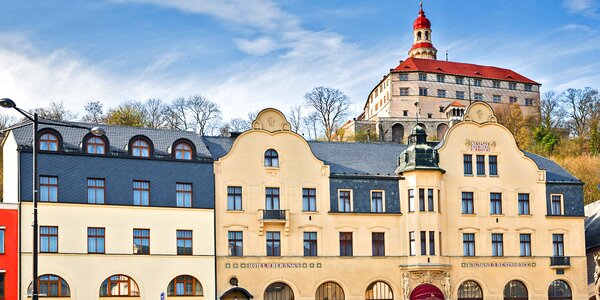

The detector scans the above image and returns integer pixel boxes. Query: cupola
[408,2,437,60]
[395,124,444,174]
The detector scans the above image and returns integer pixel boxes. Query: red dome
[413,3,431,30]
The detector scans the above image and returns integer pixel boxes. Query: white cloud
[562,0,596,13]
[234,37,280,55]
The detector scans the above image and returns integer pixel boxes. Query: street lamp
[0,98,104,300]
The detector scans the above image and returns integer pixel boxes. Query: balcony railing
[550,256,570,267]
[262,209,286,220]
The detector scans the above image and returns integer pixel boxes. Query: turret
[408,2,437,60]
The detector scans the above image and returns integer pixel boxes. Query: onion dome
[413,2,431,30]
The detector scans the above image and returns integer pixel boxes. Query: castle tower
[408,2,437,60]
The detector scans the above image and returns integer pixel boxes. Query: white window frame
[550,194,563,216]
[338,189,353,212]
[370,190,386,213]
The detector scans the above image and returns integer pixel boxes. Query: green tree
[105,102,147,127]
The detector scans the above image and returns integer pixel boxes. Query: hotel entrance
[410,284,444,300]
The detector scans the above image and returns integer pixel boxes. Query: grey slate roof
[523,152,581,183]
[585,200,600,250]
[10,120,213,159]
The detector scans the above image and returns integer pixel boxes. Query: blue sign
[161,292,165,300]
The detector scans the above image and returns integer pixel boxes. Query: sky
[1,0,600,121]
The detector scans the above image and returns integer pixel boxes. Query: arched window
[131,139,150,157]
[100,275,140,297]
[316,282,344,300]
[174,142,193,160]
[86,137,106,154]
[548,280,572,300]
[264,149,279,167]
[264,282,294,300]
[39,133,59,151]
[365,281,393,300]
[391,123,404,143]
[167,275,203,296]
[503,280,527,300]
[425,31,429,40]
[27,274,70,297]
[458,280,483,300]
[417,31,422,41]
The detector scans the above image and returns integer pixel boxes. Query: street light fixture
[0,98,104,300]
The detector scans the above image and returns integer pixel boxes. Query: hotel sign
[465,139,496,152]
[461,262,536,268]
[225,262,322,269]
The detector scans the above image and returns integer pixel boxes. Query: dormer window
[131,139,150,157]
[175,142,192,160]
[39,133,59,151]
[86,137,106,154]
[264,149,279,167]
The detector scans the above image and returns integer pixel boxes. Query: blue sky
[1,0,599,120]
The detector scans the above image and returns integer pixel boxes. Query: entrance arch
[392,124,404,143]
[365,281,393,300]
[265,282,294,300]
[503,280,527,300]
[316,281,344,300]
[221,287,254,300]
[410,284,444,300]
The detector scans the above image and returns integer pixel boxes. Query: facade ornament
[402,272,411,300]
[441,272,451,300]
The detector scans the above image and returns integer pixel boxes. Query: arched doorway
[264,282,294,300]
[548,280,572,300]
[392,124,404,143]
[221,287,254,300]
[410,284,444,300]
[316,282,344,300]
[27,274,71,298]
[457,280,483,300]
[436,124,448,140]
[365,281,393,300]
[503,280,527,300]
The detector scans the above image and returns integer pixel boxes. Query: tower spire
[408,2,437,60]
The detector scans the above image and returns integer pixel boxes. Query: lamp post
[0,98,104,299]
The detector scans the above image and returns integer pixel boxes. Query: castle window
[264,149,279,167]
[419,189,425,211]
[456,91,465,99]
[510,96,518,104]
[509,82,517,90]
[429,231,436,255]
[493,95,501,103]
[428,189,434,212]
[524,84,533,91]
[419,87,428,96]
[400,88,409,96]
[437,89,446,98]
[474,93,483,101]
[399,74,408,81]
[427,113,432,119]
[455,76,464,84]
[417,31,422,40]
[403,110,409,116]
[473,79,482,86]
[436,74,445,82]
[493,81,501,88]
[439,106,444,112]
[425,31,429,40]
[419,73,427,81]
[525,98,534,106]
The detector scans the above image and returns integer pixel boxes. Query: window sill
[302,211,319,214]
[464,174,474,177]
[461,213,477,216]
[264,167,280,170]
[476,174,486,177]
[227,209,245,213]
[518,214,533,217]
[489,175,499,178]
[490,214,505,216]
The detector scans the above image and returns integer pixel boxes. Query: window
[518,193,530,215]
[520,233,531,256]
[365,282,393,300]
[473,79,482,87]
[493,81,501,88]
[503,280,528,299]
[552,234,564,256]
[400,88,409,96]
[439,106,444,112]
[304,232,317,256]
[339,232,353,256]
[227,186,242,211]
[474,93,483,101]
[524,84,533,91]
[87,178,105,204]
[463,155,473,175]
[493,95,501,103]
[491,233,503,256]
[409,232,416,256]
[176,183,192,207]
[420,231,427,255]
[29,275,70,297]
[133,229,150,254]
[429,231,435,255]
[525,98,534,106]
[39,176,58,202]
[266,231,281,256]
[133,180,150,206]
[509,82,517,90]
[0,228,4,254]
[437,74,445,82]
[408,189,415,212]
[427,189,434,212]
[100,275,140,296]
[177,230,192,255]
[88,227,105,254]
[265,187,280,210]
[476,155,485,175]
[458,280,483,300]
[437,89,446,98]
[228,231,243,256]
[40,226,58,253]
[548,280,572,300]
[131,139,150,157]
[456,76,464,84]
[39,133,59,151]
[316,282,344,300]
[372,232,385,256]
[488,155,498,175]
[419,73,427,81]
[371,191,384,213]
[490,193,502,215]
[339,190,352,212]
[168,275,203,296]
[174,142,193,160]
[264,149,279,167]
[463,233,475,256]
[551,195,563,215]
[86,137,106,154]
[419,87,428,96]
[462,192,474,214]
[399,74,408,81]
[301,188,317,212]
[456,91,465,99]
[417,189,425,212]
[510,96,518,103]
[403,110,409,116]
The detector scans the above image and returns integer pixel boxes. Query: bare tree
[302,111,321,140]
[82,101,105,124]
[304,86,350,141]
[288,105,303,133]
[561,87,600,137]
[229,118,250,132]
[164,97,190,130]
[540,91,565,129]
[0,113,16,130]
[186,95,222,135]
[143,98,167,128]
[247,110,259,124]
[31,101,78,121]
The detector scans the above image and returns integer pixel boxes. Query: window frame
[87,227,105,254]
[370,190,384,213]
[420,231,427,255]
[518,193,530,215]
[463,233,475,256]
[418,189,426,212]
[87,178,106,204]
[227,186,243,211]
[456,91,465,99]
[265,187,280,210]
[0,228,4,254]
[372,232,385,256]
[266,231,281,256]
[176,183,193,208]
[491,233,504,257]
[31,274,70,297]
[228,231,243,257]
[133,228,150,255]
[338,189,352,212]
[86,136,106,154]
[488,155,498,176]
[552,234,564,257]
[177,230,193,255]
[40,226,58,253]
[100,275,140,297]
[550,194,563,216]
[519,233,531,257]
[409,231,416,256]
[473,93,483,101]
[339,232,353,256]
[39,175,58,202]
[429,231,435,255]
[303,188,317,212]
[39,132,59,151]
[418,73,427,81]
[303,232,317,256]
[174,142,193,160]
[463,154,473,175]
[131,138,151,157]
[490,192,502,215]
[419,87,428,96]
[408,189,415,212]
[400,88,409,96]
[462,192,474,214]
[264,149,279,167]
[133,180,150,206]
[427,189,434,212]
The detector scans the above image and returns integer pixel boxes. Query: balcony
[258,209,289,236]
[550,256,570,268]
[262,209,286,220]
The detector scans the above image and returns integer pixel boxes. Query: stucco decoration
[441,273,451,300]
[252,108,291,132]
[402,272,411,300]
[462,101,498,124]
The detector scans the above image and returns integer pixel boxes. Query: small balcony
[550,256,570,268]
[262,209,286,220]
[258,209,289,236]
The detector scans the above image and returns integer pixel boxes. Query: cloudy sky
[1,0,599,120]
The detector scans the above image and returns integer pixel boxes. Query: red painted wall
[0,206,18,300]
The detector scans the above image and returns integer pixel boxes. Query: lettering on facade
[225,262,322,269]
[465,139,496,152]
[461,262,536,268]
